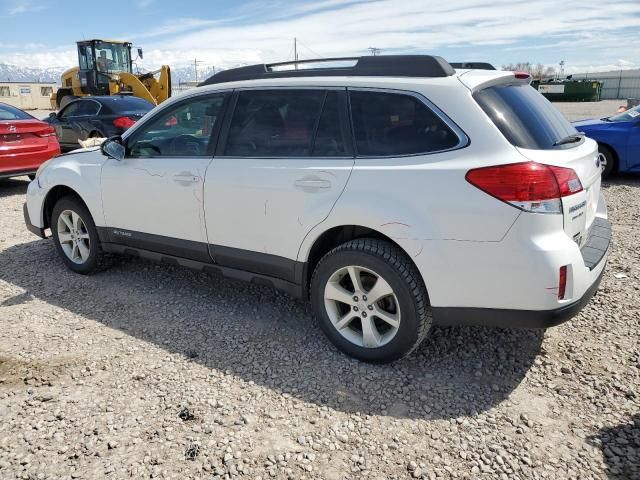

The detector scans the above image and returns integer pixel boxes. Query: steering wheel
[169,134,202,156]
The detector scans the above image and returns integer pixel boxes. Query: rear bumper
[23,203,47,239]
[432,256,607,328]
[0,143,60,178]
[427,192,611,329]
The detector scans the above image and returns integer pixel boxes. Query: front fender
[28,149,106,228]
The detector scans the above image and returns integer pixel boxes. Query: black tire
[310,238,432,363]
[598,145,616,179]
[50,196,103,274]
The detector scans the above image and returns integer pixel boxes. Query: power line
[296,39,324,59]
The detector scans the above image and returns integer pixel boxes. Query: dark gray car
[46,96,153,151]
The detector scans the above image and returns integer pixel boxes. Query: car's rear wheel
[310,238,431,363]
[598,145,616,179]
[51,196,102,274]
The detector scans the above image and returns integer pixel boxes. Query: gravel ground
[0,174,638,480]
[554,100,624,122]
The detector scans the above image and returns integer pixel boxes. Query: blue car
[573,105,640,177]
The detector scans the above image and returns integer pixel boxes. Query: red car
[0,102,61,180]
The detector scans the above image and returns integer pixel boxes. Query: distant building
[570,69,640,100]
[0,81,58,110]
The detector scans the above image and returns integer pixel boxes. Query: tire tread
[311,237,431,361]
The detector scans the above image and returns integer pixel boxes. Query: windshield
[95,42,131,73]
[474,84,579,150]
[606,105,640,122]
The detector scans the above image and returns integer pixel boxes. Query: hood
[572,118,613,130]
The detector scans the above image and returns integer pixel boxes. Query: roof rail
[450,62,496,70]
[199,55,455,86]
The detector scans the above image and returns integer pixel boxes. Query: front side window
[95,42,131,73]
[349,90,460,156]
[127,94,226,157]
[224,89,326,157]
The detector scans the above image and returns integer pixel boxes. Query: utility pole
[368,47,381,56]
[193,58,202,82]
[294,37,298,70]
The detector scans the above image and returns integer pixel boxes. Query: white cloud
[2,0,639,75]
[6,0,47,15]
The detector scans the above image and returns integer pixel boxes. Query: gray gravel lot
[1,98,639,480]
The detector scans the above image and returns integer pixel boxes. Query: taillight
[113,116,137,129]
[465,161,583,214]
[34,125,56,137]
[514,71,531,80]
[558,265,568,300]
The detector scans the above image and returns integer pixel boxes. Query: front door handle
[173,172,200,184]
[294,175,331,192]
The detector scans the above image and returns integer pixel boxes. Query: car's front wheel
[310,238,432,363]
[51,196,102,274]
[598,145,616,179]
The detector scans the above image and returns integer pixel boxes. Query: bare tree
[502,62,556,80]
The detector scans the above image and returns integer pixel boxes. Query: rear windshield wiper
[554,133,585,147]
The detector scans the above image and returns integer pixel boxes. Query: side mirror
[101,137,126,161]
[137,48,143,60]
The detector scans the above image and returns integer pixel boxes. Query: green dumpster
[532,80,602,102]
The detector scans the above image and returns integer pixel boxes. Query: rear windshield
[0,103,34,121]
[474,85,578,150]
[101,96,154,113]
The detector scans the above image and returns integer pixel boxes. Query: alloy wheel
[323,265,401,348]
[57,209,91,264]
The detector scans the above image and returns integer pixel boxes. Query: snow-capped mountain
[0,63,219,86]
[0,64,65,83]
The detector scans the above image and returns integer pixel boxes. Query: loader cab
[77,40,133,96]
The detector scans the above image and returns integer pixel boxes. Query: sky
[0,0,639,75]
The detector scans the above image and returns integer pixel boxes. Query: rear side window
[349,90,460,156]
[474,85,579,150]
[103,96,154,113]
[0,103,33,120]
[312,91,349,156]
[224,90,325,157]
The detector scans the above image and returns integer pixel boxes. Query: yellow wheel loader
[52,39,171,109]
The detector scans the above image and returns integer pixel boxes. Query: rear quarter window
[474,84,578,150]
[349,90,460,156]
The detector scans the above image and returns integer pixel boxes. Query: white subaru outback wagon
[24,56,610,363]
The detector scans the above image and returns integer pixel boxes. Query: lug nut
[362,295,367,301]
[353,296,359,302]
[353,306,359,312]
[368,305,373,311]
[362,312,368,318]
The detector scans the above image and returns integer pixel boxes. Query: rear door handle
[294,176,331,192]
[173,172,200,184]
